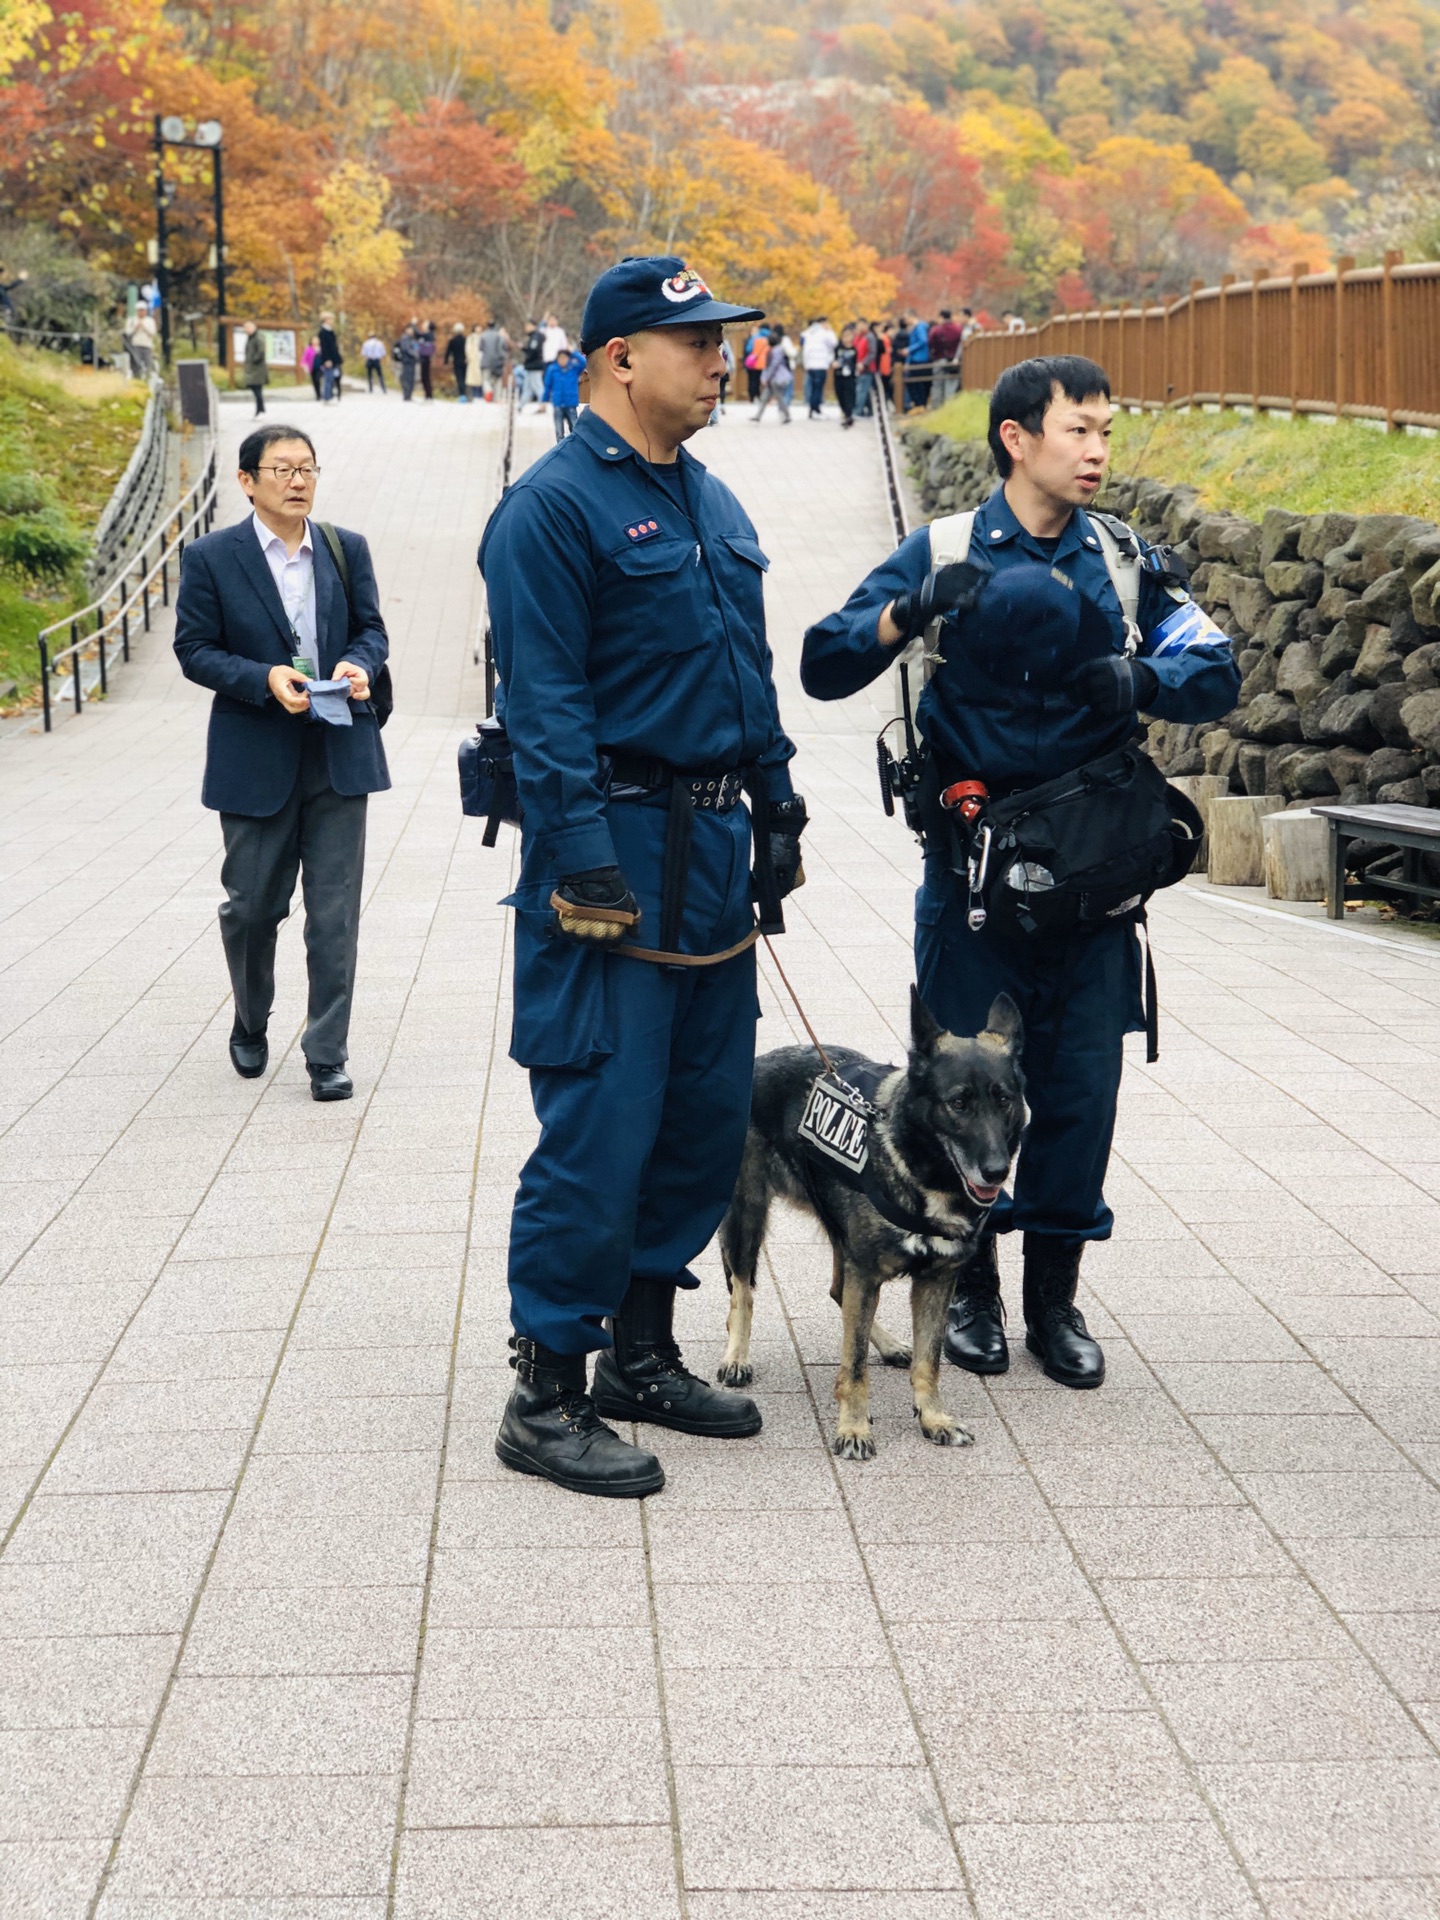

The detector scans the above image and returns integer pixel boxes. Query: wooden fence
[960,255,1440,431]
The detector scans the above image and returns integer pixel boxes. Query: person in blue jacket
[801,355,1239,1391]
[478,255,807,1498]
[541,345,582,440]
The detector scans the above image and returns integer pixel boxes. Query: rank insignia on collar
[625,520,660,541]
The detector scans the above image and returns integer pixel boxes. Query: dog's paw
[832,1427,877,1461]
[877,1343,912,1369]
[716,1360,754,1388]
[915,1408,974,1448]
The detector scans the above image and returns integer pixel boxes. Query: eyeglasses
[256,464,320,482]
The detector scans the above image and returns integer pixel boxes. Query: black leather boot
[943,1236,1008,1374]
[495,1338,665,1497]
[1022,1235,1105,1388]
[592,1277,762,1437]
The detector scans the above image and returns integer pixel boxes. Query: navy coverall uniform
[479,406,796,1353]
[801,484,1240,1242]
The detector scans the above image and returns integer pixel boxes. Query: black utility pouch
[459,716,522,845]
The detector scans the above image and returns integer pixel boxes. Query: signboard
[230,327,299,370]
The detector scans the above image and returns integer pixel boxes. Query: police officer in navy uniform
[479,257,807,1497]
[802,356,1239,1389]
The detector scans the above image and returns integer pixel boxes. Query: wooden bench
[1312,803,1440,919]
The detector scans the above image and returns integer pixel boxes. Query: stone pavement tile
[1201,1759,1440,1878]
[653,1578,892,1671]
[0,1724,147,1840]
[1340,1613,1440,1701]
[665,1664,920,1767]
[1061,1505,1291,1580]
[236,1450,437,1517]
[0,1839,110,1920]
[1237,1470,1440,1538]
[0,1632,177,1730]
[841,1475,1055,1545]
[146,1673,411,1777]
[1257,1879,1440,1920]
[42,1427,249,1496]
[644,1509,863,1587]
[1287,1537,1440,1613]
[1194,1415,1413,1474]
[208,1509,432,1590]
[929,1706,1202,1823]
[252,1393,445,1456]
[1029,1445,1243,1509]
[270,1345,452,1399]
[82,1376,266,1437]
[1120,1312,1308,1364]
[1149,1362,1357,1417]
[100,1776,397,1899]
[415,1625,658,1719]
[864,1541,1098,1623]
[986,1387,1194,1454]
[627,1446,838,1509]
[427,1546,650,1631]
[392,1826,680,1920]
[103,1329,284,1383]
[436,1478,643,1551]
[1100,1575,1354,1665]
[0,1557,200,1637]
[97,1902,387,1919]
[404,1713,668,1826]
[961,1819,1262,1919]
[891,1618,1149,1715]
[1145,1655,1428,1761]
[687,1899,973,1920]
[675,1764,963,1891]
[5,1489,227,1566]
[181,1584,422,1679]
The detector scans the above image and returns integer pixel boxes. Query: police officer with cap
[801,355,1239,1390]
[479,256,807,1498]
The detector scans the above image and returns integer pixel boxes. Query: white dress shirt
[252,511,318,670]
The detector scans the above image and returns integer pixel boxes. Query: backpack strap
[1085,510,1143,656]
[927,510,976,568]
[315,520,352,623]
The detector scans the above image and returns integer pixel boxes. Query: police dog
[717,988,1026,1459]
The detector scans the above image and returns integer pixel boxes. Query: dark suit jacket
[173,516,391,816]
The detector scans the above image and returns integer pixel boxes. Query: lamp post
[152,114,225,368]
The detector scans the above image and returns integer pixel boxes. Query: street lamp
[152,115,225,368]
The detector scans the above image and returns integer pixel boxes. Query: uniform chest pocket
[605,537,706,655]
[716,532,770,631]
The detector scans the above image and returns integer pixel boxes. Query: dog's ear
[910,984,944,1056]
[978,992,1023,1054]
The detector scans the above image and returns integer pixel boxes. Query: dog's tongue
[968,1181,1002,1205]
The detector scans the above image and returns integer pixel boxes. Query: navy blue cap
[969,562,1105,691]
[579,256,764,354]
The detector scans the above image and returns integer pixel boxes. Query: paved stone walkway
[3,390,1440,1920]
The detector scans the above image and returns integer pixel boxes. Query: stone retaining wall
[903,425,1440,811]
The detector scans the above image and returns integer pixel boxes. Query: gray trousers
[219,729,367,1065]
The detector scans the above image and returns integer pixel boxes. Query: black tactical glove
[551,866,640,942]
[887,560,989,645]
[1064,654,1160,717]
[767,795,808,899]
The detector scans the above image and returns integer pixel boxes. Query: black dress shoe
[943,1236,1008,1374]
[592,1276,762,1437]
[1022,1234,1105,1388]
[228,1031,268,1079]
[495,1339,664,1497]
[307,1061,353,1102]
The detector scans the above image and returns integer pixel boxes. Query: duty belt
[605,753,747,813]
[600,749,785,963]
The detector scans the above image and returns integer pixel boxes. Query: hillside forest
[2,0,1439,338]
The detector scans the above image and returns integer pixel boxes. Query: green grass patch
[924,391,1440,522]
[0,338,148,705]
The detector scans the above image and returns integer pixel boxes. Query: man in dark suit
[174,424,391,1100]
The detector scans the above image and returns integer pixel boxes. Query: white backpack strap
[1087,513,1143,656]
[927,510,975,568]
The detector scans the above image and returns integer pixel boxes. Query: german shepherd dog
[717,989,1027,1459]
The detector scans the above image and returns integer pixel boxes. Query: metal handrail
[37,418,219,732]
[874,377,910,546]
[88,380,168,587]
